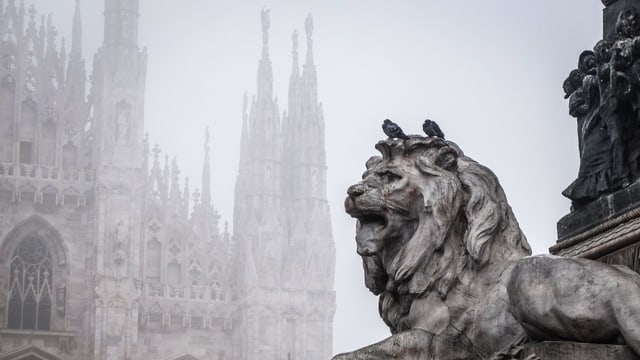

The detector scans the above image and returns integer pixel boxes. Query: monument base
[551,203,640,272]
[557,179,640,241]
[552,178,640,272]
[520,342,639,360]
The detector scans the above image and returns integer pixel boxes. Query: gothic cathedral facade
[0,1,335,359]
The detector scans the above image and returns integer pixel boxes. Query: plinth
[521,342,639,360]
[551,180,640,270]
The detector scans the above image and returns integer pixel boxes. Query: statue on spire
[305,13,314,42]
[261,8,270,44]
[292,29,299,53]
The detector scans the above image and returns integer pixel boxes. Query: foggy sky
[29,0,604,354]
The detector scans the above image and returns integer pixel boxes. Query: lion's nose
[347,183,366,198]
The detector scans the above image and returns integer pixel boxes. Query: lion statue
[336,135,640,359]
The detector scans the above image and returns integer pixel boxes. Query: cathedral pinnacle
[260,8,271,63]
[256,9,274,101]
[305,13,314,65]
[70,0,82,61]
[261,8,270,46]
[305,14,313,45]
[201,127,212,208]
[292,29,300,74]
[292,29,299,53]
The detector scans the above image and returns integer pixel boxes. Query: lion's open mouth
[355,213,388,256]
[358,213,387,229]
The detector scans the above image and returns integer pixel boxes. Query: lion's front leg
[332,329,434,360]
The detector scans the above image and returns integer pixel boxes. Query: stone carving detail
[111,220,128,265]
[261,8,270,44]
[336,134,640,359]
[563,7,640,209]
[115,100,131,145]
[56,281,67,316]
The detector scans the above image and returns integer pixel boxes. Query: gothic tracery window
[7,236,53,330]
[146,238,161,282]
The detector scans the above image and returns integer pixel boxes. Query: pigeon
[382,119,409,140]
[423,119,445,139]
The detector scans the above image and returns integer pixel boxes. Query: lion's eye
[380,171,402,183]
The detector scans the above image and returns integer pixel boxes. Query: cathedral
[0,1,335,359]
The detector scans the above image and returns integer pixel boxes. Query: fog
[29,0,603,354]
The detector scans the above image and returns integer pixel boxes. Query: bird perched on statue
[423,119,445,139]
[382,119,409,140]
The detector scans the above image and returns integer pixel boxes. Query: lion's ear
[435,147,458,171]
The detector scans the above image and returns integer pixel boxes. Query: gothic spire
[65,0,85,107]
[45,14,57,59]
[170,157,181,202]
[305,13,314,66]
[303,13,318,108]
[239,92,249,168]
[261,7,270,59]
[162,155,170,201]
[70,0,81,61]
[291,29,300,76]
[257,8,273,101]
[183,177,190,219]
[201,127,212,208]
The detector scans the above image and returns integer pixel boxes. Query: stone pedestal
[552,181,640,271]
[520,342,639,360]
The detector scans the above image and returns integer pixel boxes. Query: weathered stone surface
[521,342,639,360]
[336,135,640,359]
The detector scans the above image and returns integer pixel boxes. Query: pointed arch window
[62,142,78,168]
[146,238,161,282]
[7,236,53,330]
[40,120,56,166]
[167,261,181,286]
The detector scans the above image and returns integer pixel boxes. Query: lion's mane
[356,136,531,333]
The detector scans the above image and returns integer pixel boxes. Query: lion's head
[344,136,531,332]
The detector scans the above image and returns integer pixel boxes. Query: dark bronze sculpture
[563,7,640,209]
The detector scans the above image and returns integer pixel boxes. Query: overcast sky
[29,0,605,354]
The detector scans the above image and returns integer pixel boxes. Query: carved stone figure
[336,135,640,359]
[261,8,270,44]
[305,13,314,40]
[115,107,129,145]
[112,220,127,265]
